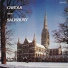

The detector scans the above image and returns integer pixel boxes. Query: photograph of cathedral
[0,1,68,68]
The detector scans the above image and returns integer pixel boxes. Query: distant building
[48,46,62,55]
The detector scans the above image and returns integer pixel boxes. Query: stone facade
[17,35,46,62]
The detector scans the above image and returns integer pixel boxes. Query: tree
[53,19,68,44]
[0,0,35,64]
[0,21,14,60]
[53,7,68,44]
[5,28,14,54]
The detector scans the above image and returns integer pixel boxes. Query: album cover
[0,0,68,68]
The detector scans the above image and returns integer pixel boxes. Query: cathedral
[17,13,62,62]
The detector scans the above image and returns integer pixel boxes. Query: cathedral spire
[44,12,48,29]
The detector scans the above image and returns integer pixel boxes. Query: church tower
[41,13,49,48]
